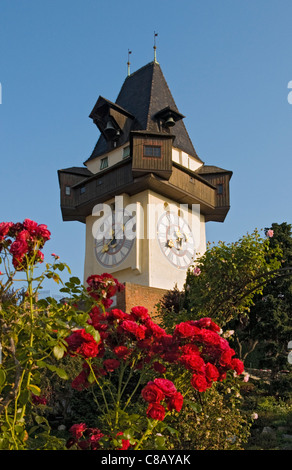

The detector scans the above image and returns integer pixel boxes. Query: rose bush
[0,219,247,450]
[0,220,87,449]
[59,272,245,450]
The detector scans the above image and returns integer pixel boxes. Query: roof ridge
[115,61,155,102]
[146,62,156,129]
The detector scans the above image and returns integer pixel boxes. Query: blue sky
[1,0,292,295]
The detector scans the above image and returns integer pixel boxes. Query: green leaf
[0,369,6,388]
[85,325,100,343]
[164,424,179,436]
[185,399,202,413]
[28,384,41,396]
[53,345,65,360]
[35,415,47,425]
[59,287,70,293]
[19,390,30,406]
[54,367,69,380]
[53,273,60,284]
[87,371,96,384]
[69,276,81,285]
[154,434,166,449]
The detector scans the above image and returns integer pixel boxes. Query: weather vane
[127,49,132,76]
[153,31,158,63]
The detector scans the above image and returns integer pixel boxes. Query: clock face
[156,211,195,269]
[94,209,135,268]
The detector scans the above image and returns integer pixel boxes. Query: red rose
[205,362,219,382]
[101,298,113,309]
[174,321,201,339]
[131,306,150,321]
[119,439,131,450]
[145,319,167,338]
[116,432,132,450]
[219,348,236,367]
[86,428,104,450]
[218,336,230,351]
[154,378,177,397]
[141,382,165,403]
[35,224,51,241]
[72,369,91,391]
[153,361,167,374]
[103,358,120,372]
[199,329,221,346]
[120,320,147,340]
[32,394,47,405]
[231,358,244,375]
[146,403,165,421]
[193,317,221,332]
[69,423,87,440]
[0,222,13,241]
[86,274,124,301]
[80,340,100,359]
[110,308,129,321]
[162,346,181,363]
[180,344,200,355]
[180,353,205,373]
[36,250,44,263]
[10,238,28,258]
[167,391,184,412]
[65,329,100,359]
[113,345,131,359]
[191,373,210,392]
[23,219,38,234]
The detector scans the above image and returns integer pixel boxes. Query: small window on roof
[123,146,130,159]
[100,157,109,170]
[65,186,71,195]
[144,145,161,158]
[80,186,86,194]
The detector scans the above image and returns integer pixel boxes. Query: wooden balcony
[58,158,230,223]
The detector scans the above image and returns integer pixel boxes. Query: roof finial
[127,49,132,76]
[153,31,159,64]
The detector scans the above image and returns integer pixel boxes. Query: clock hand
[101,243,110,253]
[109,229,117,248]
[102,229,117,252]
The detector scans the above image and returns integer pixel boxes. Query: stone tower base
[114,282,168,319]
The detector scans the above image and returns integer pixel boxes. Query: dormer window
[123,146,130,159]
[144,145,161,158]
[100,157,109,170]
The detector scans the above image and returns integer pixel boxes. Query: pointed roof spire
[153,31,159,64]
[127,49,132,76]
[86,60,201,162]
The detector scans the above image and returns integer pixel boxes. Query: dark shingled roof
[86,61,201,163]
[59,166,93,176]
[196,165,232,175]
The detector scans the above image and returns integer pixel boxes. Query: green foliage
[183,229,282,326]
[0,223,95,450]
[228,223,292,373]
[165,378,252,450]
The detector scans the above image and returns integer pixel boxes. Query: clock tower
[58,58,232,313]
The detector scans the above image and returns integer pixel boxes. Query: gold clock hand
[102,243,109,253]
